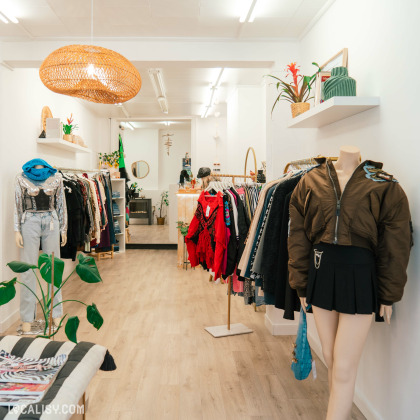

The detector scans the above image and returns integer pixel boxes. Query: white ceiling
[83,64,271,119]
[0,0,331,39]
[0,0,332,119]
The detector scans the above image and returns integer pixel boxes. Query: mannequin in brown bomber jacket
[288,157,412,306]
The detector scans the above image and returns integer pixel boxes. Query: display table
[0,335,111,420]
[129,198,152,225]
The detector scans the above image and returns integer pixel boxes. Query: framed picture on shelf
[314,71,332,106]
[320,48,348,72]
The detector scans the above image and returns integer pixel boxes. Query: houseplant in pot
[62,113,78,142]
[156,191,169,225]
[268,62,320,118]
[98,150,120,176]
[1,253,104,343]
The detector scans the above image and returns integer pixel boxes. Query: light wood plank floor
[129,225,176,244]
[6,250,366,420]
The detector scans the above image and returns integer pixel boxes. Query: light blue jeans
[20,211,63,322]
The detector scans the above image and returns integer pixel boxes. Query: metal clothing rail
[210,173,256,183]
[284,156,338,173]
[55,167,105,173]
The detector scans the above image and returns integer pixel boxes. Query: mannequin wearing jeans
[14,160,67,333]
[299,146,394,420]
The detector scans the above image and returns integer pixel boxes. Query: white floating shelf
[37,138,92,153]
[288,96,380,129]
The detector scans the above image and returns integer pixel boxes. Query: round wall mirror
[132,160,150,179]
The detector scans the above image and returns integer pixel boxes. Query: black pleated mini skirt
[306,243,378,315]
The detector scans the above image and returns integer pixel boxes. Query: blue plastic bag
[291,306,313,380]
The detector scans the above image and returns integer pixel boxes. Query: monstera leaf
[38,254,64,288]
[7,261,37,273]
[76,254,102,283]
[65,316,80,343]
[87,303,103,330]
[0,278,17,305]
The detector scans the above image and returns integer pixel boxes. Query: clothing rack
[283,156,338,173]
[55,167,105,173]
[210,173,256,183]
[205,274,253,338]
[57,167,115,260]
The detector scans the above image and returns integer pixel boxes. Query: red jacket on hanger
[185,191,226,279]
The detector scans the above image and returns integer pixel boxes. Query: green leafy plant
[176,221,190,236]
[2,253,103,343]
[98,150,121,169]
[267,62,320,114]
[63,114,78,135]
[156,191,169,218]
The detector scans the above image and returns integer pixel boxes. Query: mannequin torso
[332,145,361,192]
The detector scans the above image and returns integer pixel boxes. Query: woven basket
[291,102,310,118]
[39,45,142,104]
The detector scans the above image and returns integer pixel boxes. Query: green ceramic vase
[323,67,356,101]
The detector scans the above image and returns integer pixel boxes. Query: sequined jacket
[14,173,68,235]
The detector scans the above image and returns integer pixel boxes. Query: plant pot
[63,134,73,142]
[157,217,165,225]
[291,102,310,118]
[133,192,139,198]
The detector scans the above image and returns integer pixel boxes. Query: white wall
[124,128,159,190]
[266,1,420,419]
[227,86,266,176]
[0,68,110,332]
[191,117,227,178]
[158,128,191,189]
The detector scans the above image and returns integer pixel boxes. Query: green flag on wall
[118,134,126,169]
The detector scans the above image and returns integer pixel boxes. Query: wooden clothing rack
[210,173,256,183]
[284,156,338,173]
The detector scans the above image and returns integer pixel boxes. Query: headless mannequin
[15,165,67,332]
[299,146,392,420]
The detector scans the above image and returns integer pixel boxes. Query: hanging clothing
[186,191,226,280]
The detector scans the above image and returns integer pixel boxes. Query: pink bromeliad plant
[268,62,320,113]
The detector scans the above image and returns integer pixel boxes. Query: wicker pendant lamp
[39,45,141,104]
[39,0,141,104]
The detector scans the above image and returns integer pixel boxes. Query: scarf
[22,159,57,181]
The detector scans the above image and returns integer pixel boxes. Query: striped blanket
[0,335,107,420]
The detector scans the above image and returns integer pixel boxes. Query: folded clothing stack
[114,220,121,234]
[112,201,120,216]
[112,191,120,198]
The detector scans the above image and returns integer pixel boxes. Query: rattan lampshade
[39,45,142,104]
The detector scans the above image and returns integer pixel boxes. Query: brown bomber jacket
[288,159,412,305]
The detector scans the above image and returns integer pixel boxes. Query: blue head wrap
[22,159,57,181]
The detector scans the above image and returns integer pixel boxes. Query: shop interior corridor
[6,250,366,420]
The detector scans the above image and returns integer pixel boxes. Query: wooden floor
[128,225,175,244]
[6,250,366,420]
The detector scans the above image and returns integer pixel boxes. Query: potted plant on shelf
[62,114,78,142]
[98,150,120,177]
[268,62,320,118]
[128,182,143,200]
[0,253,104,343]
[156,191,169,225]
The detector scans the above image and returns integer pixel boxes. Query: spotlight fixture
[239,0,258,23]
[201,68,224,119]
[149,69,169,114]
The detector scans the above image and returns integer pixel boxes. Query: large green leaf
[7,261,37,273]
[65,316,80,343]
[0,278,17,305]
[75,254,102,284]
[87,303,103,330]
[38,254,64,288]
